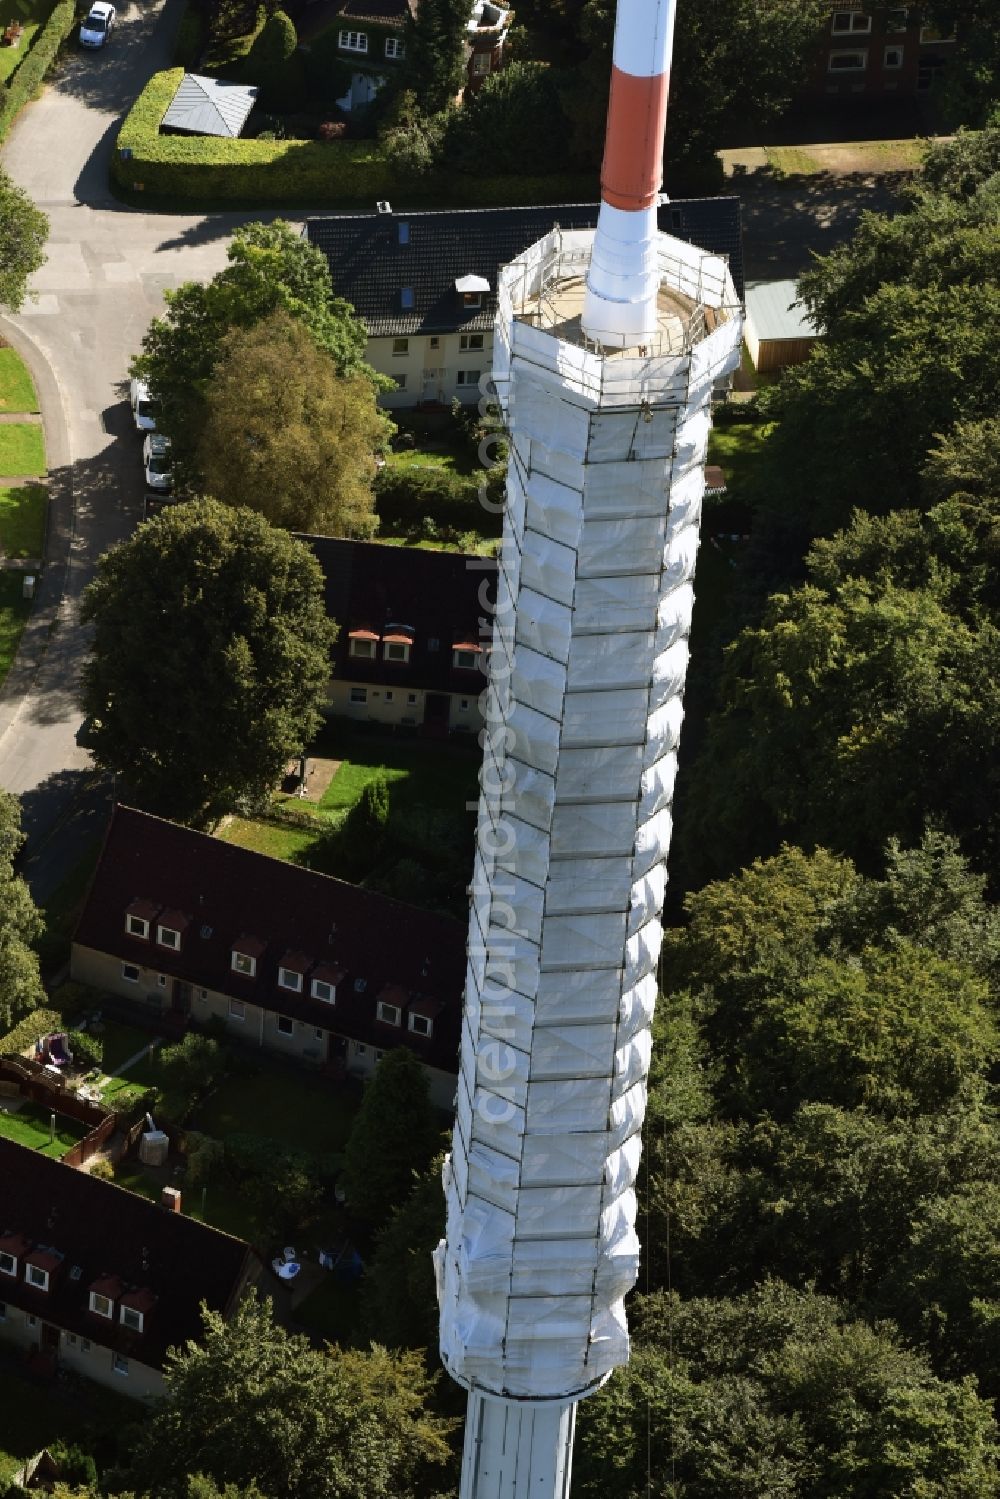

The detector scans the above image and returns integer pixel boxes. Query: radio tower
[435,1,742,1493]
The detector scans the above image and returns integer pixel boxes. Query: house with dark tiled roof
[71,806,465,1106]
[0,1138,258,1399]
[298,534,496,734]
[306,199,745,409]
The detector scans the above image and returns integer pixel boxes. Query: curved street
[0,0,274,890]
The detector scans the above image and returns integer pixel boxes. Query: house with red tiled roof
[299,535,494,736]
[71,806,465,1107]
[0,1138,258,1399]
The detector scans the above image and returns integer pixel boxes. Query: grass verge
[0,570,32,686]
[0,423,44,476]
[0,346,38,411]
[0,482,47,557]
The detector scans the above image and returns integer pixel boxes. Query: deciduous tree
[80,500,336,822]
[0,168,47,311]
[0,791,45,1036]
[341,1047,440,1225]
[404,0,469,113]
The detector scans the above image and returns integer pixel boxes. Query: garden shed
[161,73,259,138]
[744,279,819,374]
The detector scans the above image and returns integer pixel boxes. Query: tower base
[460,1390,577,1499]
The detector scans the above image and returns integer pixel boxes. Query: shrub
[0,0,78,142]
[241,9,300,110]
[172,0,206,67]
[88,1157,115,1182]
[67,1028,103,1070]
[375,466,503,538]
[317,120,346,141]
[0,1006,68,1056]
[185,1130,225,1185]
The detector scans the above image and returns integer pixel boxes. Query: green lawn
[114,1161,260,1243]
[0,1368,134,1486]
[0,423,44,477]
[0,482,47,557]
[0,9,45,87]
[217,815,320,864]
[0,571,32,687]
[0,347,38,412]
[190,1056,358,1161]
[707,421,774,501]
[98,1019,159,1075]
[0,1100,89,1157]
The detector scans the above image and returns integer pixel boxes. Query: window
[393,374,407,391]
[198,988,208,1002]
[26,1314,37,1328]
[356,1043,368,1056]
[429,336,440,350]
[278,967,303,992]
[231,951,256,977]
[377,1001,401,1026]
[407,693,417,705]
[461,293,482,308]
[886,7,907,29]
[26,1265,48,1290]
[375,1049,385,1061]
[157,975,168,989]
[66,1332,77,1344]
[350,687,368,705]
[0,1253,15,1277]
[392,337,409,356]
[409,1012,433,1037]
[401,287,415,309]
[456,369,481,387]
[460,333,484,351]
[126,914,149,938]
[314,1027,324,1040]
[831,10,871,32]
[919,22,955,41]
[228,998,245,1021]
[113,1353,129,1376]
[829,49,868,69]
[460,698,470,711]
[157,924,180,949]
[122,963,139,984]
[453,648,479,670]
[384,35,404,57]
[398,221,409,244]
[277,1015,294,1036]
[0,1303,6,1321]
[384,690,394,702]
[349,636,376,659]
[383,640,411,663]
[884,44,903,66]
[473,51,491,73]
[89,1292,113,1318]
[338,28,368,51]
[80,1338,91,1352]
[121,1306,143,1332]
[311,979,336,1004]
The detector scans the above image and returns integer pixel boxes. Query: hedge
[0,0,77,142]
[113,67,597,207]
[375,466,504,537]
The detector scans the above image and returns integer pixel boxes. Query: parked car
[143,433,173,492]
[129,377,158,433]
[79,1,115,47]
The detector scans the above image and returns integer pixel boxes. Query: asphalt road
[0,7,908,900]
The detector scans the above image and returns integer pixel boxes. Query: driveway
[0,0,281,893]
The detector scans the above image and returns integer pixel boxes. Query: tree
[158,1034,226,1103]
[131,221,371,481]
[574,1283,1000,1499]
[362,1157,445,1350]
[197,312,388,537]
[119,1293,455,1499]
[0,791,45,1036]
[341,1048,439,1225]
[243,10,300,109]
[80,500,337,822]
[0,168,47,312]
[443,62,569,174]
[404,0,469,113]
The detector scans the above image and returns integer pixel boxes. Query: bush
[0,1006,69,1056]
[0,0,78,142]
[375,466,503,538]
[67,1028,103,1070]
[184,1130,225,1185]
[241,9,301,110]
[88,1157,115,1182]
[172,0,206,67]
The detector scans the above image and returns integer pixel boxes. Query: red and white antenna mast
[582,0,678,347]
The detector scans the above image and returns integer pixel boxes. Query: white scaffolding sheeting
[437,227,742,1407]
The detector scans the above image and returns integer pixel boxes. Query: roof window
[401,287,415,310]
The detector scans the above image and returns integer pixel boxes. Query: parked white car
[79,1,115,47]
[143,433,173,492]
[129,377,158,433]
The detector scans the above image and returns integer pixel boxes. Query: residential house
[323,0,415,114]
[0,1138,258,1399]
[71,806,465,1107]
[299,535,495,735]
[806,3,956,101]
[306,198,745,409]
[465,0,514,91]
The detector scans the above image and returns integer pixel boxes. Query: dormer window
[278,967,303,993]
[408,1012,433,1037]
[377,1001,402,1026]
[25,1264,49,1291]
[349,629,378,659]
[385,35,404,58]
[157,925,180,950]
[452,642,482,670]
[89,1292,113,1318]
[312,979,336,1004]
[126,914,149,938]
[0,1252,16,1277]
[463,292,482,308]
[383,634,412,663]
[232,951,257,977]
[455,274,490,309]
[125,898,158,938]
[121,1306,143,1332]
